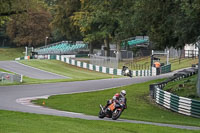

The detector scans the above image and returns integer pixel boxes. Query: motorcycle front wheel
[112,109,122,120]
[98,109,106,118]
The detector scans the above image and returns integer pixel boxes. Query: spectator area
[34,41,88,55]
[122,39,149,46]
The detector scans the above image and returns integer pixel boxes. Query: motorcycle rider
[105,90,127,109]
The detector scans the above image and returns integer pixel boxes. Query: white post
[20,75,23,83]
[45,36,48,46]
[167,50,169,65]
[25,46,28,56]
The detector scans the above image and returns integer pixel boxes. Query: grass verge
[34,79,200,127]
[0,60,120,85]
[0,48,24,61]
[20,60,119,80]
[0,110,198,133]
[164,75,200,100]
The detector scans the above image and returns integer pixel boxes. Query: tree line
[1,0,200,96]
[0,0,200,54]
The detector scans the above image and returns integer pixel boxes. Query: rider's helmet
[114,93,120,97]
[120,90,126,97]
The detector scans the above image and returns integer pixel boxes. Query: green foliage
[134,0,200,49]
[0,0,30,27]
[6,3,52,47]
[50,0,82,41]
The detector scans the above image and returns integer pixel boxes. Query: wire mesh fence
[90,54,119,69]
[0,72,22,83]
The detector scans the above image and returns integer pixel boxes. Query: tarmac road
[0,61,68,79]
[0,70,200,130]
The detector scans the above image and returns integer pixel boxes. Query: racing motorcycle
[98,100,126,120]
[122,66,132,78]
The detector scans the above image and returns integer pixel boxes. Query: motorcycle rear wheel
[112,109,122,120]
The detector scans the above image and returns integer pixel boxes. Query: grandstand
[121,36,149,49]
[127,39,148,46]
[34,41,88,55]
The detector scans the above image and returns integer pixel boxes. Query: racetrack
[0,61,199,130]
[0,61,69,79]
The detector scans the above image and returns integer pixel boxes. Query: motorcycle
[98,100,125,120]
[122,66,132,78]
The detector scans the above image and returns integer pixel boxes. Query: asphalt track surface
[0,61,68,79]
[0,63,199,130]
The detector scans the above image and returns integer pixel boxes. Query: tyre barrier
[150,67,200,118]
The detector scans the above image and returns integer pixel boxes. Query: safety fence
[15,54,162,77]
[160,64,171,74]
[0,72,23,83]
[55,55,155,77]
[57,55,122,76]
[155,87,200,118]
[150,67,200,118]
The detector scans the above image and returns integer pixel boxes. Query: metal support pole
[197,44,200,97]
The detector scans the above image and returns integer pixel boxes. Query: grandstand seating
[127,39,148,46]
[34,41,88,55]
[121,39,148,46]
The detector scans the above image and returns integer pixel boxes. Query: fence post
[149,84,157,99]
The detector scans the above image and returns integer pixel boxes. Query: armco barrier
[55,55,155,76]
[15,54,158,77]
[156,87,200,118]
[150,67,200,118]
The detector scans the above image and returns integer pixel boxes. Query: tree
[73,0,136,57]
[133,0,200,96]
[0,0,30,26]
[50,0,82,41]
[72,0,112,55]
[6,6,52,47]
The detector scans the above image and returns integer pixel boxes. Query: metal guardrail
[155,88,200,118]
[150,67,200,118]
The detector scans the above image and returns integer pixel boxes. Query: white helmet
[120,90,126,97]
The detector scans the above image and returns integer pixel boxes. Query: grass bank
[0,60,120,85]
[164,74,200,100]
[0,110,198,133]
[19,60,120,83]
[34,79,200,127]
[0,48,24,61]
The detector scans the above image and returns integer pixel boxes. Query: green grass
[164,75,200,100]
[19,60,120,83]
[0,68,13,73]
[80,56,198,71]
[33,79,200,127]
[0,110,198,133]
[0,47,24,61]
[0,60,120,85]
[170,58,198,71]
[121,57,198,71]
